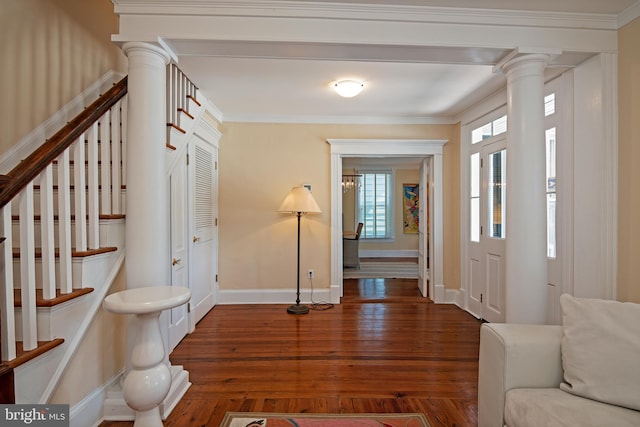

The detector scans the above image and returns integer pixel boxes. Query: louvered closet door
[189,136,218,326]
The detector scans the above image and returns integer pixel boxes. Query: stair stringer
[12,241,125,404]
[165,96,206,173]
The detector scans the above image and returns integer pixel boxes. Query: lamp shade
[278,187,322,214]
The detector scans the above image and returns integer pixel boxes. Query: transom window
[357,171,393,239]
[471,115,507,144]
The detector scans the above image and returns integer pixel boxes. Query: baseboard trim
[160,366,191,418]
[444,288,461,305]
[359,249,419,258]
[434,284,446,303]
[217,288,332,305]
[70,368,123,427]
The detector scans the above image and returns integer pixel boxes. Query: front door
[468,138,506,322]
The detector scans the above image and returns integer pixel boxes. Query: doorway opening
[327,139,447,304]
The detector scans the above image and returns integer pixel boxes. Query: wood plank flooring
[100,278,482,427]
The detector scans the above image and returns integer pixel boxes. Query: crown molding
[112,1,620,30]
[220,113,457,125]
[618,0,640,28]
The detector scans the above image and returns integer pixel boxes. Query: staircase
[0,77,128,404]
[0,64,205,423]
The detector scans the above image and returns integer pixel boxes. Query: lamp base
[287,304,310,315]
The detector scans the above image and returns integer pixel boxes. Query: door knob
[193,236,200,243]
[172,258,181,266]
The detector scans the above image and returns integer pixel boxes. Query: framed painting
[403,183,419,234]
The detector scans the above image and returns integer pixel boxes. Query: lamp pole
[287,211,309,314]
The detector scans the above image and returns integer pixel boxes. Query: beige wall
[617,17,640,303]
[0,0,126,156]
[218,122,459,291]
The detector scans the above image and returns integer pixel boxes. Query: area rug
[220,412,430,427]
[343,261,421,279]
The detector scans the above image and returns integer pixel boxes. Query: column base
[133,408,162,427]
[103,365,191,421]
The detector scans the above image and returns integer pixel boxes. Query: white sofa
[478,294,640,427]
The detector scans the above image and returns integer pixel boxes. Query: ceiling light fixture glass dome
[333,80,364,98]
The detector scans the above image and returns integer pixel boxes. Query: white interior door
[467,138,506,322]
[169,152,189,352]
[188,136,217,328]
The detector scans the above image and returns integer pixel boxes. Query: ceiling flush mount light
[333,80,364,98]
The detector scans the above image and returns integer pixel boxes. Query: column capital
[500,53,549,77]
[122,41,172,65]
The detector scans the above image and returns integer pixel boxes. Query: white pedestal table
[103,286,191,427]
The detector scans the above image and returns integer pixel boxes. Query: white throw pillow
[560,294,640,411]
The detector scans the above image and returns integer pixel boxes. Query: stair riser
[50,162,112,182]
[10,218,124,250]
[9,189,126,217]
[14,293,93,342]
[13,344,65,404]
[12,249,117,290]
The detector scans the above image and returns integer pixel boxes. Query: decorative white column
[122,42,171,289]
[104,41,191,422]
[501,54,549,324]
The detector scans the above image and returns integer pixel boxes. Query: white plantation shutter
[193,141,216,241]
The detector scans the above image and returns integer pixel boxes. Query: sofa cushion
[559,294,640,411]
[505,388,640,427]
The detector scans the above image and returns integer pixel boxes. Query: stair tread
[11,213,126,221]
[177,107,194,120]
[32,184,126,190]
[167,123,186,134]
[12,246,118,258]
[5,339,64,368]
[187,94,201,107]
[13,287,94,308]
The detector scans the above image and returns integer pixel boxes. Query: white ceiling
[136,0,638,124]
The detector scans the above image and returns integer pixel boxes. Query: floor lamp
[278,186,322,314]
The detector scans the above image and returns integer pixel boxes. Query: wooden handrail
[0,77,128,208]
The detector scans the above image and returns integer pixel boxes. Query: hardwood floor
[101,278,482,427]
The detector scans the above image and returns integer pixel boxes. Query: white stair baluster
[0,202,16,361]
[57,150,73,294]
[120,95,128,213]
[166,65,173,128]
[19,183,37,351]
[100,111,112,215]
[111,103,122,214]
[39,165,56,300]
[87,122,100,249]
[73,134,87,252]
